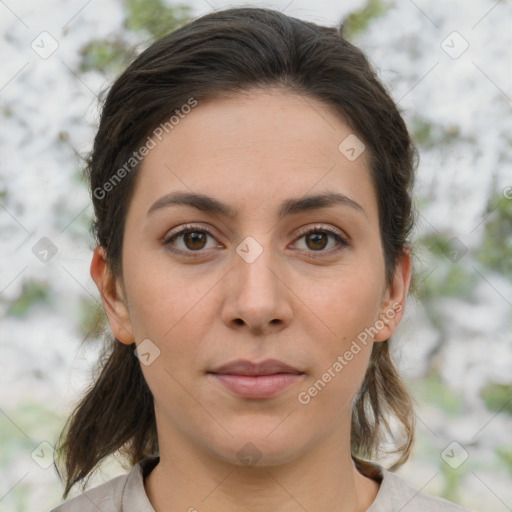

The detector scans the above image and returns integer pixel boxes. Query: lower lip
[209,373,305,398]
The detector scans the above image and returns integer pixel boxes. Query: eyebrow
[147,190,366,220]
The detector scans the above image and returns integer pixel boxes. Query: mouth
[209,358,304,376]
[207,359,306,399]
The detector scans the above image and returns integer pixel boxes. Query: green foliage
[410,231,477,332]
[410,428,465,502]
[439,460,464,503]
[496,444,512,475]
[409,116,461,149]
[481,382,512,416]
[411,117,434,146]
[410,371,465,416]
[420,231,451,258]
[0,403,63,510]
[415,263,477,330]
[79,38,135,74]
[415,232,477,300]
[78,0,192,76]
[123,0,191,39]
[474,190,512,278]
[78,296,107,340]
[342,0,392,40]
[6,279,53,317]
[415,258,477,303]
[2,104,13,117]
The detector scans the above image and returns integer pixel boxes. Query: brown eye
[163,225,220,256]
[305,232,329,251]
[182,231,208,250]
[293,226,349,257]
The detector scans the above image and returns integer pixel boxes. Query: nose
[220,237,293,336]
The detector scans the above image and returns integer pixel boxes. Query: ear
[90,246,134,345]
[374,245,412,342]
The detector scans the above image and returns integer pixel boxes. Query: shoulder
[48,458,158,512]
[48,472,129,512]
[368,467,473,512]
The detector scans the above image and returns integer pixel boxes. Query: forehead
[129,88,378,222]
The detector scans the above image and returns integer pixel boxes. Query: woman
[51,7,472,511]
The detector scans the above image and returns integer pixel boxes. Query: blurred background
[0,0,511,510]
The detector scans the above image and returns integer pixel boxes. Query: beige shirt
[50,457,473,512]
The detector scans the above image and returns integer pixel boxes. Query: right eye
[162,224,222,257]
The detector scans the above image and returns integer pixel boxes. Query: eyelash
[162,223,349,258]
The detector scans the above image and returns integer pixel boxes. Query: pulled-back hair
[57,6,418,497]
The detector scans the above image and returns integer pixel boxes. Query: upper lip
[209,359,304,376]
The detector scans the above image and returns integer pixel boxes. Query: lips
[208,358,304,376]
[208,359,305,399]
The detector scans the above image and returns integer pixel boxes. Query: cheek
[308,266,384,340]
[295,334,373,433]
[300,264,383,396]
[123,249,212,341]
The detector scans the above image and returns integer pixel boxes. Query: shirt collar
[122,457,159,512]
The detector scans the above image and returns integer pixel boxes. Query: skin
[91,87,411,512]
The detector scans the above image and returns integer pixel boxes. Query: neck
[145,422,379,512]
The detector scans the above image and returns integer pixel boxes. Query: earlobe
[90,246,134,345]
[374,246,412,342]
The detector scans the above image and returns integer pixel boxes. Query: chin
[204,426,308,469]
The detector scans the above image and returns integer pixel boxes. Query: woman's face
[96,88,409,467]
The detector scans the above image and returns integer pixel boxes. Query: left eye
[293,228,348,253]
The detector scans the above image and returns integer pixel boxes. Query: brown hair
[57,6,417,497]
